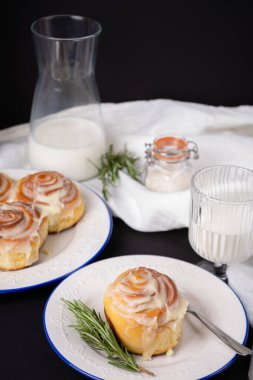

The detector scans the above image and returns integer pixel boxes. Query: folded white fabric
[1,99,253,232]
[227,256,253,327]
[87,99,253,232]
[0,99,253,325]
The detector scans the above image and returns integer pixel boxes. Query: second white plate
[44,255,248,380]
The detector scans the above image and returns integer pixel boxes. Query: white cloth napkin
[0,99,253,325]
[87,99,253,232]
[227,256,253,326]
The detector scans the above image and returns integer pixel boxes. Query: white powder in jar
[144,162,192,192]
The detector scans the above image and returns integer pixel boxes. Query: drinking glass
[29,15,106,180]
[189,165,253,282]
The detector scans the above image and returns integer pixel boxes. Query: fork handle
[187,309,252,356]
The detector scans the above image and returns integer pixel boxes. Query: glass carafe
[29,15,106,180]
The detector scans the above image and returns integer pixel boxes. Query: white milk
[29,117,106,180]
[189,221,253,264]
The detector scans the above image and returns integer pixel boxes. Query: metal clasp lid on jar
[145,135,199,164]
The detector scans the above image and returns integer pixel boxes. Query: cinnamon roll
[0,172,16,202]
[0,202,48,270]
[104,267,188,360]
[15,171,85,233]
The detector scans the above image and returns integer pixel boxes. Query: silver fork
[187,307,252,356]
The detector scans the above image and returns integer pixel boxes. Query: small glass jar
[144,136,199,192]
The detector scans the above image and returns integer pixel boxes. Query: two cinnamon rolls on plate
[0,171,85,271]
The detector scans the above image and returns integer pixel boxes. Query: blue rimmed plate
[0,169,112,293]
[43,254,248,380]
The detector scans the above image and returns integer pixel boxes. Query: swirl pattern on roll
[0,173,15,202]
[106,267,179,326]
[15,171,79,208]
[0,202,42,240]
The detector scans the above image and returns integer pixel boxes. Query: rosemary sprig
[97,144,140,201]
[62,299,154,376]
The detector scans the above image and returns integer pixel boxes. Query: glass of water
[189,165,253,282]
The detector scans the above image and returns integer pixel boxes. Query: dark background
[2,0,253,130]
[1,2,253,379]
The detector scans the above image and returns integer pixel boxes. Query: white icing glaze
[17,172,81,218]
[0,203,42,239]
[106,267,188,327]
[0,173,15,202]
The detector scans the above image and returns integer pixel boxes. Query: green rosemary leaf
[96,144,140,201]
[62,299,154,376]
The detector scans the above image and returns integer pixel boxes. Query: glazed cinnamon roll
[0,202,48,270]
[104,267,188,360]
[0,173,16,202]
[15,171,85,233]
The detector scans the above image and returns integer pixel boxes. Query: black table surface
[1,218,251,380]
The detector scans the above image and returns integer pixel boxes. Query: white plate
[0,169,112,293]
[44,255,249,380]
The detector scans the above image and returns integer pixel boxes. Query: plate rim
[43,254,249,380]
[0,168,113,294]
